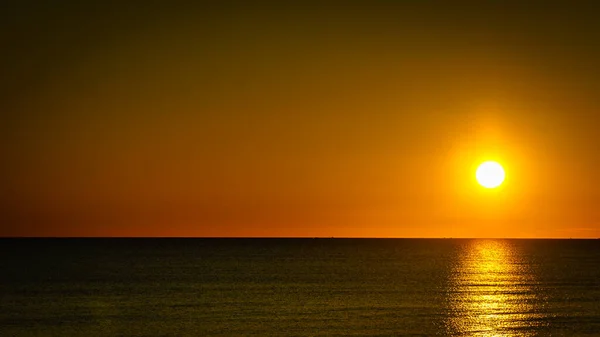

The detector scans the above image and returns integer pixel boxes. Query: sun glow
[476,161,505,188]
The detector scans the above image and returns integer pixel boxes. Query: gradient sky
[2,2,600,237]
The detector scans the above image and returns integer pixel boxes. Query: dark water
[1,239,600,336]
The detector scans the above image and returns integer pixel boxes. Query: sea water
[1,238,600,336]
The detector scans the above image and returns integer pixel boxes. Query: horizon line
[1,236,598,240]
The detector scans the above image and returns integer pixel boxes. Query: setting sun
[476,161,505,188]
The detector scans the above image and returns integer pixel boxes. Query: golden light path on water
[447,240,543,336]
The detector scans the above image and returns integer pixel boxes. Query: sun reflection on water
[447,240,540,336]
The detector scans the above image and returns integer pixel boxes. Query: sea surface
[1,238,600,336]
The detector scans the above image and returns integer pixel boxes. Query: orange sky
[2,3,600,237]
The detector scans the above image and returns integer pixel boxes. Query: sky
[2,2,600,238]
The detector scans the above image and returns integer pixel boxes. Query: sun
[475,161,505,188]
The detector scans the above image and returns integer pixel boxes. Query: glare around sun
[476,161,505,188]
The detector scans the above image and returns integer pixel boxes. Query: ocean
[1,238,600,336]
